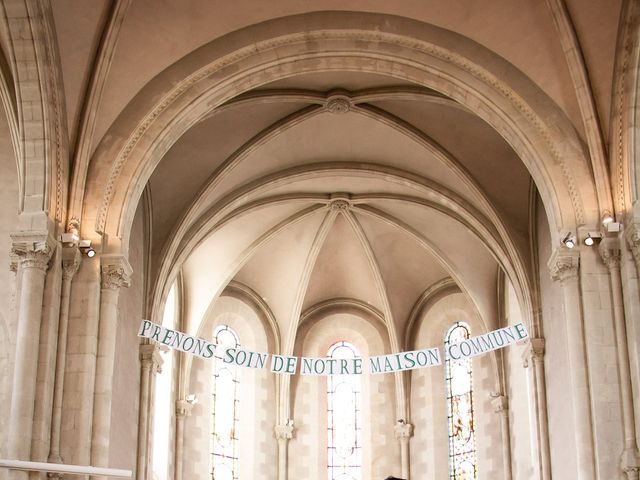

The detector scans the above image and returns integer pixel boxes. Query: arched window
[211,325,240,480]
[327,341,362,480]
[445,322,476,480]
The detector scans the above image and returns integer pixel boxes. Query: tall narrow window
[445,322,476,480]
[211,325,240,480]
[327,341,362,480]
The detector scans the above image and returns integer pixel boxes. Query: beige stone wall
[409,292,504,480]
[183,295,276,480]
[0,90,19,480]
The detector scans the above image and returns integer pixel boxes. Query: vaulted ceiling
[44,1,622,346]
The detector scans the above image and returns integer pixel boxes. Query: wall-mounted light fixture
[562,232,576,249]
[79,239,96,258]
[584,232,602,246]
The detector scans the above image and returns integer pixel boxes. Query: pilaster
[275,422,295,480]
[136,344,162,480]
[394,421,413,479]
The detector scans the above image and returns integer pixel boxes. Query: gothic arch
[79,11,597,256]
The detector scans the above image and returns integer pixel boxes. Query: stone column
[90,255,132,479]
[548,247,596,480]
[7,232,54,480]
[491,394,513,480]
[274,423,294,480]
[47,246,81,476]
[394,421,413,479]
[522,338,551,480]
[174,399,193,480]
[599,239,640,479]
[136,344,162,480]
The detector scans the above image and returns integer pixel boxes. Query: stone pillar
[491,394,513,480]
[522,338,551,480]
[90,255,132,479]
[274,423,294,480]
[174,399,193,480]
[7,232,54,480]
[47,247,81,475]
[394,421,413,479]
[548,247,596,480]
[599,239,640,479]
[136,344,162,480]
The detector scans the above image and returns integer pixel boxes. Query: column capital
[621,447,640,474]
[10,231,55,271]
[522,337,545,368]
[274,422,295,440]
[101,254,132,290]
[598,237,621,270]
[140,344,163,373]
[490,393,509,414]
[61,246,82,280]
[394,421,414,439]
[548,247,580,282]
[176,399,193,417]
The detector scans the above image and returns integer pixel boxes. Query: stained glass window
[211,325,240,480]
[327,341,362,480]
[445,322,476,480]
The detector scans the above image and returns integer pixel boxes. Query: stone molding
[394,421,414,439]
[490,394,509,414]
[625,220,640,269]
[176,399,193,417]
[598,237,622,270]
[140,344,163,373]
[274,423,295,440]
[522,337,545,368]
[100,254,132,290]
[548,247,580,282]
[10,231,56,271]
[61,246,82,280]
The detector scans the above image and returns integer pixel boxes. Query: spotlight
[601,211,614,225]
[583,232,602,246]
[79,239,96,258]
[562,232,575,249]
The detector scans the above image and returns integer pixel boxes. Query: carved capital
[625,221,640,269]
[101,254,132,290]
[598,237,621,270]
[490,394,509,414]
[621,447,640,474]
[394,421,414,440]
[176,399,193,417]
[548,247,580,282]
[324,93,352,114]
[61,246,82,280]
[140,344,163,373]
[274,423,295,440]
[10,231,55,271]
[522,337,545,368]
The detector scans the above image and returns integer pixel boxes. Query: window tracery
[211,325,240,480]
[445,322,476,480]
[327,341,362,480]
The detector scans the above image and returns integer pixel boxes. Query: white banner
[138,320,528,374]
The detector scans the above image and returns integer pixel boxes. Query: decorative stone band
[139,344,163,374]
[10,231,56,271]
[548,246,580,282]
[274,424,295,440]
[490,394,509,414]
[101,254,132,290]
